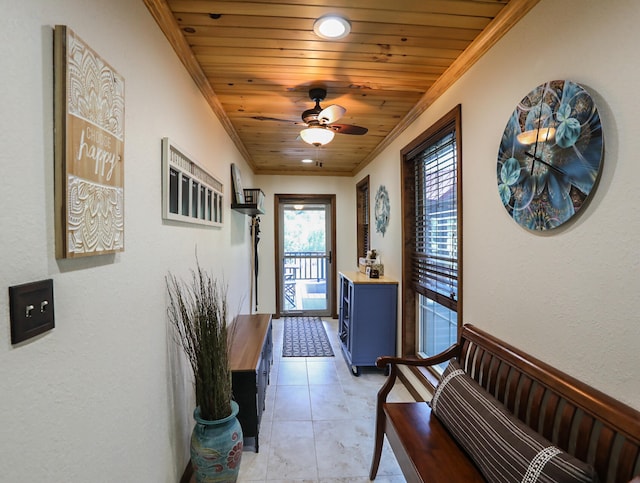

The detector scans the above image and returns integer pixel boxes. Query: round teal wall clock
[497,80,604,231]
[375,185,390,236]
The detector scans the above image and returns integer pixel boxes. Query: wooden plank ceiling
[144,0,539,176]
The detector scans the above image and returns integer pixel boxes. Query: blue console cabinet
[338,271,398,376]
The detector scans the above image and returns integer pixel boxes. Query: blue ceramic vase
[190,401,243,483]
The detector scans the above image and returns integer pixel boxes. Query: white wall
[356,0,640,409]
[0,1,254,480]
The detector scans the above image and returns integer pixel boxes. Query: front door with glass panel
[277,196,334,317]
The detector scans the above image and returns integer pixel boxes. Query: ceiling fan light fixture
[313,15,351,40]
[300,127,335,146]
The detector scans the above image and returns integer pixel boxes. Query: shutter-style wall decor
[161,138,223,227]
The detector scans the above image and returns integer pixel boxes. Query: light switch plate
[9,279,55,344]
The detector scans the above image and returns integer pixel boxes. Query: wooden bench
[370,324,640,483]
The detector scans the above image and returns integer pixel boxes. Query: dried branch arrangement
[167,262,232,421]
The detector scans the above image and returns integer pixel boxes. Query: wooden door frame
[274,194,337,319]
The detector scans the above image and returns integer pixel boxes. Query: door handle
[328,250,332,264]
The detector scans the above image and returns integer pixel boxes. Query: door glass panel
[280,202,331,316]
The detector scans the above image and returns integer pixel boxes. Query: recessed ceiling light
[313,15,351,40]
[301,158,314,164]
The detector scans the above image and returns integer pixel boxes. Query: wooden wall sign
[54,25,125,258]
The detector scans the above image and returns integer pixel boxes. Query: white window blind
[412,130,458,312]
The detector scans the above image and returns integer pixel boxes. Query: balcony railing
[283,251,327,311]
[283,251,327,281]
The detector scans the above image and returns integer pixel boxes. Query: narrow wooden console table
[229,313,273,452]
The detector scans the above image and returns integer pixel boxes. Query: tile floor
[236,317,412,482]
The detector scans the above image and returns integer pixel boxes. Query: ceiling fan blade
[252,115,306,125]
[329,124,368,135]
[318,104,346,124]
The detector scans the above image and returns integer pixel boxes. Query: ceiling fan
[253,87,368,146]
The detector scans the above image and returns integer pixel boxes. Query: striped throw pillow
[431,360,598,483]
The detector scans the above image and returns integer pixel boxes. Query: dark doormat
[282,316,335,357]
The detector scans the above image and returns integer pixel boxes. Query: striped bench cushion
[431,360,597,483]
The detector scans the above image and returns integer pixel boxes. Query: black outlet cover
[9,279,55,344]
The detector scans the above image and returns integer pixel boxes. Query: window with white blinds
[402,106,461,366]
[412,131,458,310]
[356,176,370,260]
